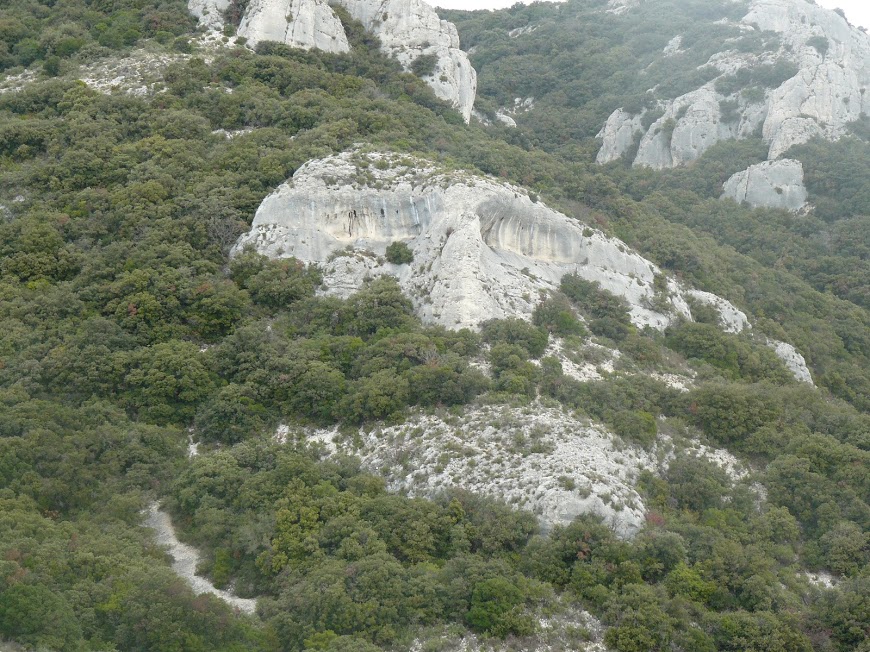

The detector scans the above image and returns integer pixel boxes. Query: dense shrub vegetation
[1,0,869,650]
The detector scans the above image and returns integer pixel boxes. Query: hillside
[0,1,868,651]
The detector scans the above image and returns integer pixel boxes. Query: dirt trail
[144,503,257,614]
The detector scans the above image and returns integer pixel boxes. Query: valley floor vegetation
[1,1,868,651]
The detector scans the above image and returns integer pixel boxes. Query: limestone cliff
[190,0,477,122]
[231,149,754,332]
[238,0,350,54]
[597,0,870,168]
[350,0,476,122]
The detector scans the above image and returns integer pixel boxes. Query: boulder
[722,159,807,211]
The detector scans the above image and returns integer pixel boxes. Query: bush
[194,383,269,443]
[610,410,657,448]
[385,241,414,264]
[807,35,829,56]
[533,295,586,337]
[480,318,549,358]
[411,54,438,77]
[561,274,632,321]
[466,577,534,638]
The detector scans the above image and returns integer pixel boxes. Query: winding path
[144,503,257,614]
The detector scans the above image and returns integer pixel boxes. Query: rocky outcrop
[333,0,477,122]
[189,0,230,31]
[722,159,808,211]
[606,0,647,15]
[495,111,517,127]
[303,404,657,537]
[190,0,476,122]
[595,109,643,164]
[237,0,350,53]
[232,150,734,331]
[767,339,814,384]
[749,0,870,159]
[597,0,870,167]
[687,290,751,333]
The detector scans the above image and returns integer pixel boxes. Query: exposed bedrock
[597,0,870,168]
[232,150,752,331]
[722,159,808,211]
[191,0,477,121]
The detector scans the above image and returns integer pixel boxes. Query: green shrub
[466,577,534,638]
[610,410,657,448]
[533,295,587,337]
[411,54,438,77]
[385,241,414,264]
[480,318,549,358]
[807,35,829,56]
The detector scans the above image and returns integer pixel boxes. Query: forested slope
[0,1,868,651]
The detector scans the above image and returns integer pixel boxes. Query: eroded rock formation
[190,0,477,122]
[597,0,870,167]
[238,0,350,54]
[232,150,756,331]
[722,159,808,211]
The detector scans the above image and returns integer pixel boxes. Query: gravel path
[144,503,257,614]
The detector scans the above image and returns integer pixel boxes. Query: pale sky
[433,0,870,30]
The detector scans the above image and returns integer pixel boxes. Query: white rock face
[407,606,607,652]
[606,0,647,15]
[687,289,751,333]
[237,0,350,53]
[597,0,870,168]
[333,0,477,122]
[189,0,230,31]
[722,159,807,211]
[302,404,657,537]
[635,87,741,169]
[233,150,711,331]
[596,109,644,164]
[663,35,683,56]
[193,0,477,122]
[767,339,814,384]
[746,0,870,158]
[508,24,538,38]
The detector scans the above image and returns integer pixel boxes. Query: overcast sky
[433,0,870,30]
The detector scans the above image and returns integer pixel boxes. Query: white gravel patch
[144,503,257,614]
